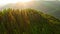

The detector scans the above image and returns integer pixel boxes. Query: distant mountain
[41,1,60,19]
[0,8,60,34]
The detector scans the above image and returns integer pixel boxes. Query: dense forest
[0,8,60,34]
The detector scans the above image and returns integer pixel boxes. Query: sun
[19,0,32,3]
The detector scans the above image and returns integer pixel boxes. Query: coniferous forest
[0,8,60,34]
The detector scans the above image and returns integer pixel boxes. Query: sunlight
[0,0,32,5]
[19,0,32,2]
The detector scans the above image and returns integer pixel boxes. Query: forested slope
[0,8,60,34]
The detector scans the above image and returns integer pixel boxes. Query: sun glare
[0,0,32,5]
[19,0,32,2]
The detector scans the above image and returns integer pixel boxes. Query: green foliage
[0,8,60,34]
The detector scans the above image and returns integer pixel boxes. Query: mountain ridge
[0,1,60,20]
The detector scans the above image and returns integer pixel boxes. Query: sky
[0,0,35,5]
[0,0,59,5]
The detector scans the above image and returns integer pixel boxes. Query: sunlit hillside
[0,8,60,34]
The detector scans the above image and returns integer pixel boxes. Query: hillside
[0,8,60,34]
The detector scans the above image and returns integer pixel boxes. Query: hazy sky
[0,0,59,5]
